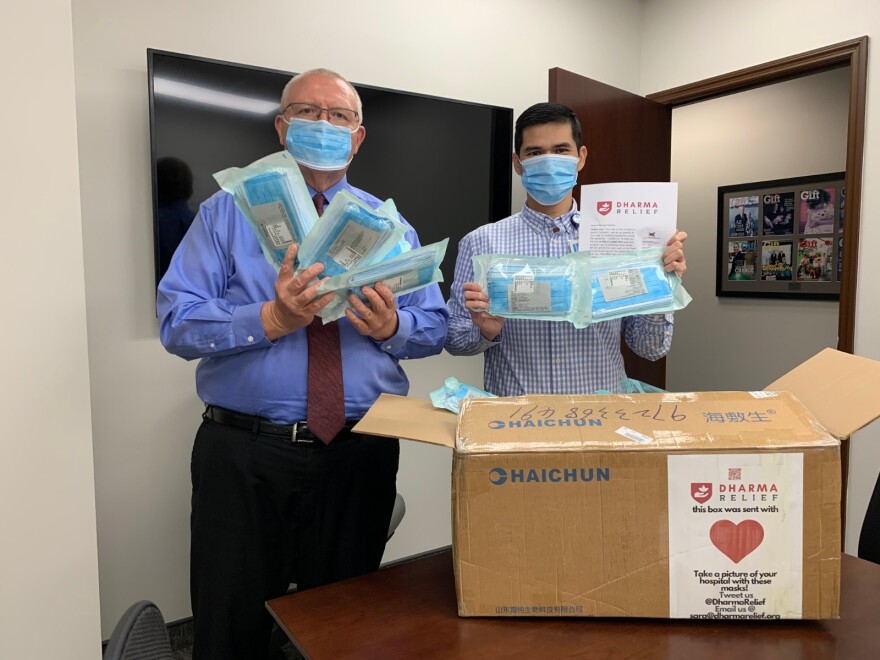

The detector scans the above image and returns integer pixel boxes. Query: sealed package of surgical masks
[214,151,318,270]
[590,248,691,322]
[472,251,592,327]
[316,239,448,322]
[592,377,667,395]
[430,377,497,414]
[297,191,409,278]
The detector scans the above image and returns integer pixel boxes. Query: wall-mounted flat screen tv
[147,49,513,296]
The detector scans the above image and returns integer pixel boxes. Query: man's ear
[350,125,366,156]
[512,152,523,176]
[577,145,588,171]
[274,115,287,148]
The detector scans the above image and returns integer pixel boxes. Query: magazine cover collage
[718,173,843,299]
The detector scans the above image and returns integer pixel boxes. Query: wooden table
[267,548,880,659]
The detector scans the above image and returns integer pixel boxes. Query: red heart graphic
[709,520,764,563]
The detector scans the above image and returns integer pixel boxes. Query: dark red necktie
[306,193,346,444]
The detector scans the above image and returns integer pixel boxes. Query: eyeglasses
[281,102,360,128]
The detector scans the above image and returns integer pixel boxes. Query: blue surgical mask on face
[519,154,579,206]
[285,118,355,171]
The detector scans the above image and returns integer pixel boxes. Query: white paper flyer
[579,182,678,256]
[667,453,804,619]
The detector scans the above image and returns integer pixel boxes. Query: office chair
[104,600,173,660]
[388,492,406,540]
[859,472,880,565]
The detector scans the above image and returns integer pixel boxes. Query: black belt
[203,405,357,444]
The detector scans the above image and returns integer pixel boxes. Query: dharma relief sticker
[667,453,803,620]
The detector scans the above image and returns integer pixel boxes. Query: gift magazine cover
[761,240,793,281]
[729,196,759,237]
[761,192,794,236]
[728,240,757,280]
[796,237,833,282]
[798,188,835,234]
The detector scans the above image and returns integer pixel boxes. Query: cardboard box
[355,349,880,620]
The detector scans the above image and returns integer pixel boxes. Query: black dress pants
[189,416,399,660]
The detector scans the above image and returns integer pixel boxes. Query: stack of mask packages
[473,248,691,328]
[215,151,448,321]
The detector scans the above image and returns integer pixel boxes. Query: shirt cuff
[376,309,412,355]
[474,323,501,350]
[231,302,274,349]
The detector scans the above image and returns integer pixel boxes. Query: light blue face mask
[519,154,579,205]
[315,238,448,322]
[213,151,318,271]
[430,377,496,414]
[590,248,692,322]
[472,252,592,327]
[285,118,354,171]
[296,190,408,278]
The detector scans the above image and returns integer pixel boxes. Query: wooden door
[550,68,672,388]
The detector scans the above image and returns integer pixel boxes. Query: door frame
[647,36,868,355]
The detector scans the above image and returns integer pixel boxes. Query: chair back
[104,600,173,660]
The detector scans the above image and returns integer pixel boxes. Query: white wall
[71,0,646,634]
[0,2,102,658]
[668,68,847,392]
[642,0,880,553]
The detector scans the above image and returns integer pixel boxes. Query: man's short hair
[514,102,582,155]
[280,68,363,122]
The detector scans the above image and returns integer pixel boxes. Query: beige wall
[642,0,880,556]
[0,2,102,658]
[71,0,646,634]
[667,67,847,392]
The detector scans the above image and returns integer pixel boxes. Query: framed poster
[717,172,844,299]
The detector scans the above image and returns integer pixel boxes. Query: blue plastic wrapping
[297,190,408,278]
[472,251,592,327]
[213,151,317,270]
[316,239,448,322]
[430,377,497,414]
[590,248,691,322]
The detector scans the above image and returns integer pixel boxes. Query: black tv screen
[147,49,513,296]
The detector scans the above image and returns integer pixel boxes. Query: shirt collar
[520,199,580,235]
[306,175,350,204]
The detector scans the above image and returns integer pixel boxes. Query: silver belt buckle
[291,422,313,444]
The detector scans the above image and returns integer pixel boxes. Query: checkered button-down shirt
[445,202,673,396]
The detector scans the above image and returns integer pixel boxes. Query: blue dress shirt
[158,175,448,424]
[445,202,673,396]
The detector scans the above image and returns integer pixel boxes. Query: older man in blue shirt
[158,68,447,659]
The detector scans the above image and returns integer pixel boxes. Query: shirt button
[247,335,254,343]
[385,344,392,351]
[210,342,216,349]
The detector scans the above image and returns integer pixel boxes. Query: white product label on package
[513,273,535,294]
[327,221,381,269]
[667,453,803,620]
[380,269,420,293]
[508,281,551,312]
[599,268,647,302]
[749,391,779,399]
[252,201,295,248]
